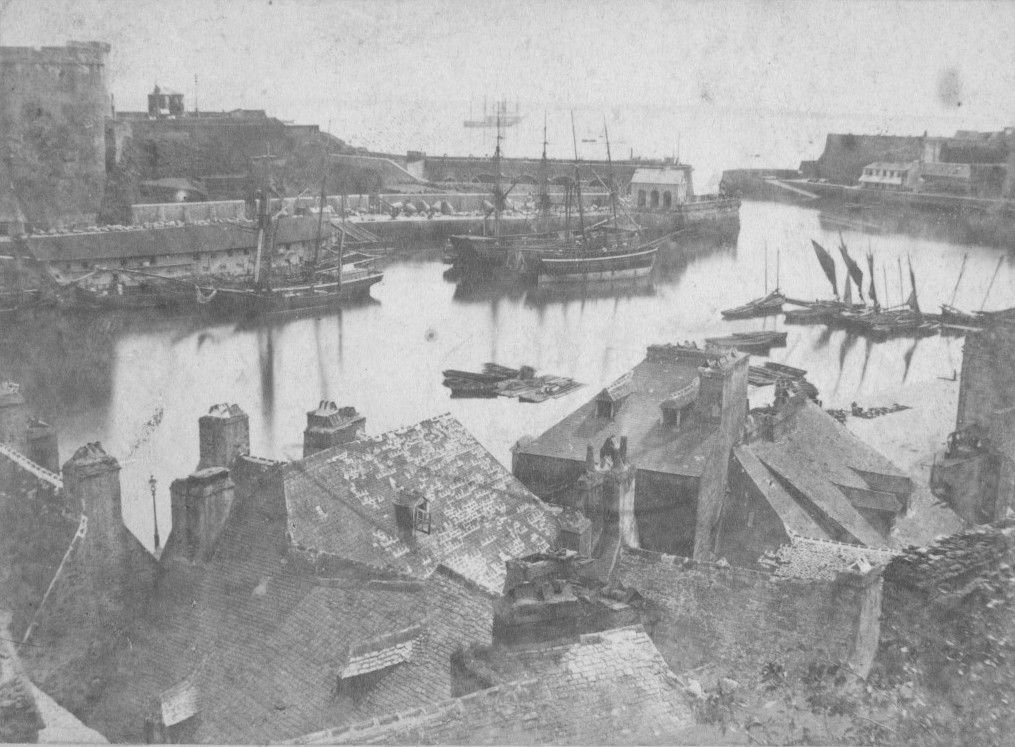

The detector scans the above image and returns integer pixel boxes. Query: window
[663,191,672,208]
[650,190,660,208]
[637,190,647,207]
[413,499,432,535]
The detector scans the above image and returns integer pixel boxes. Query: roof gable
[283,414,557,594]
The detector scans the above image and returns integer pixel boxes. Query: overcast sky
[2,0,1013,169]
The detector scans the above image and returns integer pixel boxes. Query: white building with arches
[628,164,694,208]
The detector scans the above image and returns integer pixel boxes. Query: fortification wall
[812,134,924,185]
[618,547,882,679]
[0,42,110,229]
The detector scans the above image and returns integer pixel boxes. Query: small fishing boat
[705,330,788,354]
[721,289,786,319]
[721,244,784,319]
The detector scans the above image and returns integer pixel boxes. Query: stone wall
[957,324,1015,432]
[0,42,110,229]
[810,134,924,185]
[617,547,882,679]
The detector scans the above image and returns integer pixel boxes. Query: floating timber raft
[442,363,584,403]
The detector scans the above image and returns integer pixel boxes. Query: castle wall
[812,134,925,185]
[0,42,110,229]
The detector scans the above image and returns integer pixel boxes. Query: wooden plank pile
[442,363,583,403]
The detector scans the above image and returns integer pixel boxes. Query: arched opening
[637,189,647,207]
[650,190,660,208]
[663,191,672,208]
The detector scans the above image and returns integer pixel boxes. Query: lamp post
[148,474,160,550]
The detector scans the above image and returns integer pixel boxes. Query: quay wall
[0,42,110,230]
[618,547,883,679]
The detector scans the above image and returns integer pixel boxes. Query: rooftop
[514,347,726,477]
[739,400,911,548]
[65,461,496,744]
[631,166,691,185]
[283,413,559,594]
[295,626,692,745]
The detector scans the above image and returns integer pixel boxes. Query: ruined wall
[618,547,882,679]
[957,324,1015,432]
[812,134,924,185]
[0,42,110,229]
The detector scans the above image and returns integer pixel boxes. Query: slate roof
[738,401,910,548]
[759,533,898,581]
[284,414,558,595]
[631,166,691,185]
[0,610,43,743]
[70,462,497,744]
[294,626,692,745]
[514,353,718,477]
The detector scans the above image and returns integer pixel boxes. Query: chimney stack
[303,401,365,457]
[167,467,235,563]
[0,382,30,454]
[62,443,128,577]
[27,419,59,474]
[198,404,249,470]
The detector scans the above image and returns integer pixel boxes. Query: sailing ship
[532,118,660,285]
[835,256,934,338]
[720,245,785,319]
[464,98,523,128]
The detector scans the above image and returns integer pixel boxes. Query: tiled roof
[759,533,898,580]
[283,414,558,594]
[740,401,909,547]
[340,625,422,679]
[515,354,719,477]
[69,464,496,744]
[294,626,692,745]
[631,166,691,185]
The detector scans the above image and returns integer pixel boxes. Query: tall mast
[776,248,781,291]
[570,111,587,247]
[981,254,1004,311]
[250,151,276,289]
[948,253,968,307]
[764,243,768,295]
[604,119,619,241]
[539,112,550,214]
[897,256,904,307]
[338,192,347,288]
[312,165,327,269]
[493,111,502,239]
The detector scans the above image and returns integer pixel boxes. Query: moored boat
[721,289,786,319]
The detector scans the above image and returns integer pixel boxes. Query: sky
[2,0,1014,178]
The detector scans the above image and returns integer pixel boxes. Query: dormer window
[413,498,432,535]
[394,489,431,538]
[596,371,634,420]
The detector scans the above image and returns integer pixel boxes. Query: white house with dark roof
[628,164,694,208]
[858,160,920,190]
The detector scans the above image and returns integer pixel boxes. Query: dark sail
[838,240,865,302]
[810,240,838,297]
[866,251,879,309]
[907,256,921,313]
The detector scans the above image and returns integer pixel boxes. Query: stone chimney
[167,467,236,563]
[62,443,128,574]
[0,382,30,454]
[303,401,365,457]
[695,350,750,432]
[27,418,59,474]
[198,403,249,470]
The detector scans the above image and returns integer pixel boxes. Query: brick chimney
[198,404,249,470]
[303,401,365,457]
[0,382,30,454]
[167,467,236,563]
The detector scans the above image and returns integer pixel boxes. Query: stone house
[512,343,749,561]
[628,164,694,208]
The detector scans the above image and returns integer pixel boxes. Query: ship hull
[536,247,657,285]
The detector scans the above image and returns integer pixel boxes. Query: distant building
[858,161,921,191]
[628,165,694,208]
[513,343,749,561]
[147,85,185,118]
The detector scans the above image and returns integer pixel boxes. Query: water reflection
[2,201,1015,551]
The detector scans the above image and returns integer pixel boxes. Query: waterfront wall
[0,42,110,229]
[617,547,883,679]
[808,133,924,185]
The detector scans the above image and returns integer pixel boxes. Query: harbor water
[3,200,1014,551]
